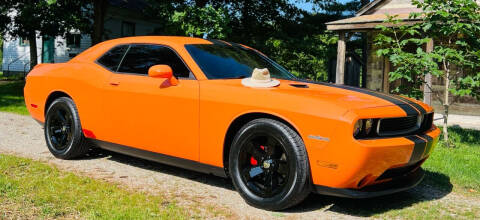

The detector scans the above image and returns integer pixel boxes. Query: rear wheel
[44,97,90,159]
[229,118,311,210]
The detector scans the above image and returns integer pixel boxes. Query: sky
[293,1,316,12]
[292,0,353,12]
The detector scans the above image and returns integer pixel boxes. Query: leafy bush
[375,0,480,146]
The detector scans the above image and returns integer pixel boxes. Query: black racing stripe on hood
[391,95,427,114]
[295,80,419,116]
[345,85,427,115]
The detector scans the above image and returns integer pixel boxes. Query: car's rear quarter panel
[25,62,109,137]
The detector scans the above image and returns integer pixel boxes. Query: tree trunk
[423,39,434,105]
[443,61,450,147]
[92,0,107,45]
[28,32,37,71]
[443,103,449,145]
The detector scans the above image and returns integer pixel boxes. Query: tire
[44,97,90,159]
[229,118,311,211]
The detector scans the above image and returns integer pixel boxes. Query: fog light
[354,120,363,137]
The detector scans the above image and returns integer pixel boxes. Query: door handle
[109,81,120,86]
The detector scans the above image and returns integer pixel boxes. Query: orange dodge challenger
[24,36,440,210]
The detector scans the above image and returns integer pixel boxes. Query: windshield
[185,44,296,80]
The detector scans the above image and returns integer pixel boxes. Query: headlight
[353,120,363,137]
[354,118,377,138]
[364,119,373,135]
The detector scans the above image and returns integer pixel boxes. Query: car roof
[99,36,215,46]
[69,36,250,81]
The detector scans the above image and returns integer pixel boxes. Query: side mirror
[148,65,178,86]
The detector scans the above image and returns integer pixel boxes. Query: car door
[101,44,199,161]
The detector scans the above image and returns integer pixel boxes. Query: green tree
[171,5,230,39]
[92,0,108,45]
[145,0,357,81]
[306,0,364,16]
[0,0,90,70]
[266,33,338,80]
[375,0,480,146]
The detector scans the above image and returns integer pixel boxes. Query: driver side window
[117,44,193,79]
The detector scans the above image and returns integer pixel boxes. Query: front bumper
[306,125,440,192]
[314,167,424,198]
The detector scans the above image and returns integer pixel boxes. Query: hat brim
[241,78,280,88]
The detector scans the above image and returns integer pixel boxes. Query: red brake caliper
[250,145,265,166]
[250,157,258,165]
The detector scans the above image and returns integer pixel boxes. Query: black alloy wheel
[47,104,74,152]
[229,118,311,211]
[45,97,90,159]
[239,134,290,198]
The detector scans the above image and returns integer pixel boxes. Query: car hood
[201,78,430,115]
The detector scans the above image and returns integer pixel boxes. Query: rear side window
[117,44,191,78]
[97,45,129,71]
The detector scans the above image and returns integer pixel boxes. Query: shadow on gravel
[82,148,235,190]
[81,148,452,217]
[284,171,453,217]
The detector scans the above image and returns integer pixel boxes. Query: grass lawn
[0,80,28,115]
[0,71,24,81]
[423,127,480,194]
[0,154,190,219]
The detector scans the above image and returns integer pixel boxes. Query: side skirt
[89,139,227,178]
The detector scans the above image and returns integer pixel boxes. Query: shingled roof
[326,0,422,31]
[356,0,387,16]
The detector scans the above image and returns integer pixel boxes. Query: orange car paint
[24,36,440,190]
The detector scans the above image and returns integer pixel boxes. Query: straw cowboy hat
[241,68,280,88]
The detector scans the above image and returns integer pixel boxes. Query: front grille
[378,115,419,136]
[355,113,434,139]
[377,159,425,181]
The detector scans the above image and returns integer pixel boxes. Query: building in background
[2,0,161,76]
[326,0,480,116]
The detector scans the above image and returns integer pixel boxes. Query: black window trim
[95,43,196,80]
[94,44,129,73]
[116,44,131,72]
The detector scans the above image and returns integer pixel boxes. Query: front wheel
[44,97,90,159]
[229,118,311,211]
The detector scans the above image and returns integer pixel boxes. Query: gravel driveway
[1,112,478,219]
